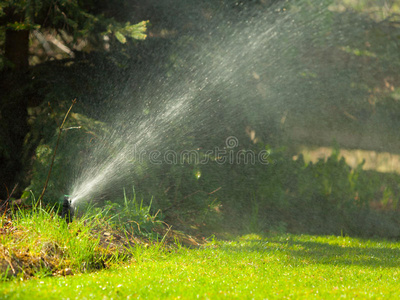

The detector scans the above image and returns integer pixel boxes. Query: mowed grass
[1,233,400,299]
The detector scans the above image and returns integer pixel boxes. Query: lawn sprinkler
[61,195,74,223]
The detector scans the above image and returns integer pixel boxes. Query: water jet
[28,1,400,239]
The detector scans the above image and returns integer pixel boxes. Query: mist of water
[69,1,383,206]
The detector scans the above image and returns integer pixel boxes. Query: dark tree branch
[38,99,77,205]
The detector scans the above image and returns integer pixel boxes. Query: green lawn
[1,234,400,299]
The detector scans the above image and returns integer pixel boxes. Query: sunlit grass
[330,0,400,21]
[295,145,400,174]
[2,233,400,299]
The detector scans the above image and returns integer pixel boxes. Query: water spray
[61,195,74,223]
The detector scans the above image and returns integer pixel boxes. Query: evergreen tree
[0,0,147,69]
[0,0,147,199]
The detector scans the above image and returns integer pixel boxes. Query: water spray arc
[66,1,377,210]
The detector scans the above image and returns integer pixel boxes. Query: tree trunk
[0,29,30,199]
[5,29,30,70]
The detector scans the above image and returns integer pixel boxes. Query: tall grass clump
[1,202,104,280]
[97,188,159,236]
[0,189,166,281]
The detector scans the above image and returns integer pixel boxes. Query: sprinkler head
[61,195,74,223]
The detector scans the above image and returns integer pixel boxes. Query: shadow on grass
[218,234,400,268]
